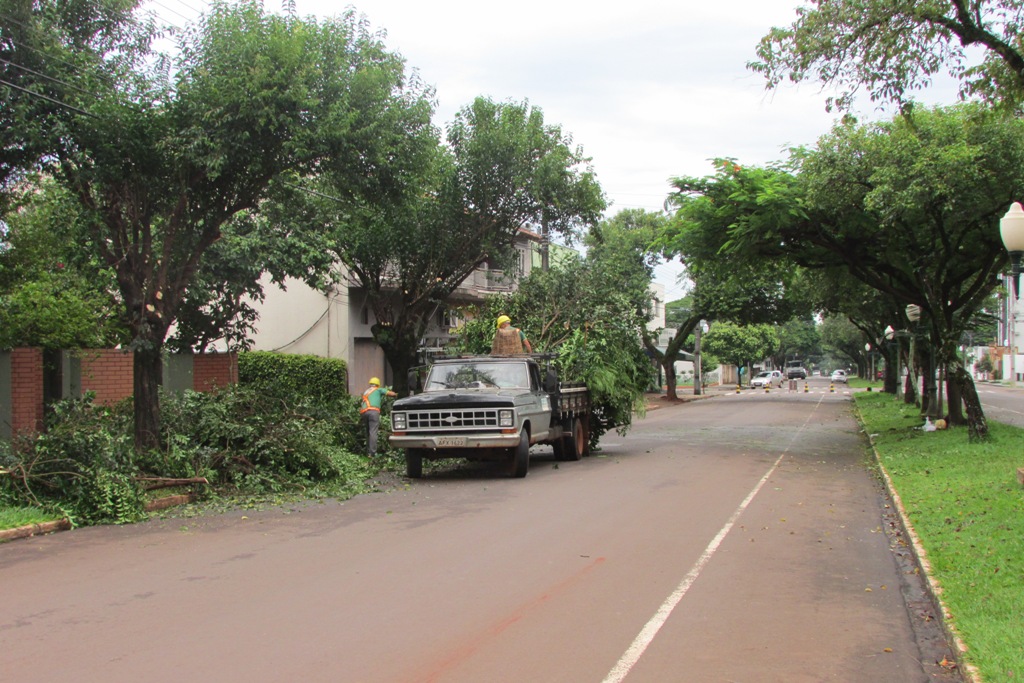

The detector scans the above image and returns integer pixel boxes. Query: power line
[0,57,93,95]
[0,77,96,117]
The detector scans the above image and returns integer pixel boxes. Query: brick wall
[10,348,44,436]
[78,349,135,406]
[1,348,237,440]
[193,353,239,392]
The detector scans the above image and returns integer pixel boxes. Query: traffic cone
[830,383,835,393]
[804,382,809,392]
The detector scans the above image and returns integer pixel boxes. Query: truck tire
[562,418,585,461]
[405,449,424,479]
[510,429,530,478]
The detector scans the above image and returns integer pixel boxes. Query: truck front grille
[406,408,501,431]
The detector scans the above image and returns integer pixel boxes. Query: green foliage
[702,322,779,380]
[157,386,363,491]
[0,381,377,528]
[0,180,126,349]
[750,0,1024,112]
[238,351,348,405]
[855,392,1024,680]
[663,160,809,329]
[0,397,143,526]
[555,326,651,446]
[0,503,58,529]
[975,353,995,375]
[293,96,606,395]
[449,251,654,444]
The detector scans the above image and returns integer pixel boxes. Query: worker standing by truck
[360,377,396,457]
[491,315,532,354]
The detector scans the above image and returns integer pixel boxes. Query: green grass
[0,504,61,530]
[855,392,1024,681]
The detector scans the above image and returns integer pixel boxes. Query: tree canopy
[720,103,1024,438]
[2,1,434,449]
[750,0,1024,112]
[295,96,606,394]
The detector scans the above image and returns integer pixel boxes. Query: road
[975,381,1024,428]
[1,384,961,683]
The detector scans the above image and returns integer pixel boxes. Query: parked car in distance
[831,369,848,383]
[751,370,784,388]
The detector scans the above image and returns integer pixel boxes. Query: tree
[750,0,1024,112]
[6,3,430,450]
[656,160,813,397]
[724,104,1024,439]
[305,97,606,394]
[701,322,779,387]
[774,316,821,369]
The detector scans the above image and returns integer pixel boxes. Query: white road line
[602,394,826,683]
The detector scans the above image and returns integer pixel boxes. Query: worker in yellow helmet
[491,315,532,355]
[360,377,396,457]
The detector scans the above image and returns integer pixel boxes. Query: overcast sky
[155,0,961,299]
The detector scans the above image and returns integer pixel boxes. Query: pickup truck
[388,355,590,479]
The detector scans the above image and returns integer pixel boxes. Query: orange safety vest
[360,387,382,414]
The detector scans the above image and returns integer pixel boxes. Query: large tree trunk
[133,345,163,452]
[663,359,678,400]
[947,363,988,441]
[946,368,965,426]
[375,322,420,397]
[920,352,938,417]
[882,349,898,394]
[905,337,919,405]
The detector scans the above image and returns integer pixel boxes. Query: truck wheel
[562,418,585,461]
[405,449,423,479]
[510,430,529,478]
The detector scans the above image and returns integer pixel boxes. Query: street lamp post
[864,342,872,382]
[885,325,899,396]
[999,202,1024,385]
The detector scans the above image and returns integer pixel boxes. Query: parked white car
[751,370,784,388]
[831,369,848,383]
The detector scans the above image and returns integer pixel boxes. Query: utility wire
[0,57,93,95]
[0,76,95,117]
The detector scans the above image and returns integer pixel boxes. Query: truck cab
[389,356,589,478]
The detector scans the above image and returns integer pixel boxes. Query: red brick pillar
[11,348,44,436]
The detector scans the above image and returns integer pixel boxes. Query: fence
[0,348,238,441]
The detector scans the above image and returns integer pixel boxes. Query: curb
[0,519,72,543]
[0,494,200,544]
[867,433,981,683]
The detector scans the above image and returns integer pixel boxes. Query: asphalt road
[1,385,961,683]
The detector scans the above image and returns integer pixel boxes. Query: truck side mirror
[407,368,421,394]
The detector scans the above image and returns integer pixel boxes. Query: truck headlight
[392,413,407,430]
[499,409,513,428]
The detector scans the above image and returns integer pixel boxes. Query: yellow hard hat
[496,315,511,328]
[369,377,381,386]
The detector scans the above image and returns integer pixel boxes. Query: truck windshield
[424,362,530,390]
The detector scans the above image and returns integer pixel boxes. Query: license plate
[436,436,466,447]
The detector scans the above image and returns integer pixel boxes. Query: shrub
[238,351,348,404]
[0,396,144,526]
[158,386,367,491]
